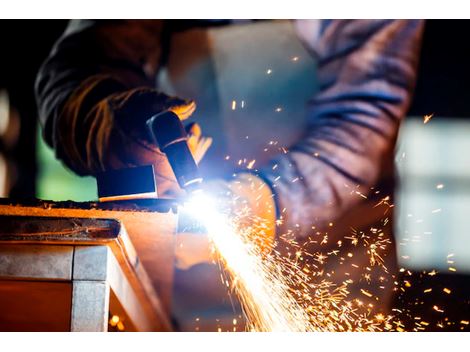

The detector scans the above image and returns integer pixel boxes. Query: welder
[36,20,424,330]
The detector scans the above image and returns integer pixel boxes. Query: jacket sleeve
[258,20,424,239]
[35,20,167,175]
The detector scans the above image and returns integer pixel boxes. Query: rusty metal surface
[0,215,121,243]
[0,197,178,213]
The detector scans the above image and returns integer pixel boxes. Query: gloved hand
[103,88,212,197]
[175,173,277,270]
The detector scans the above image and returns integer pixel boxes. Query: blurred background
[0,20,469,329]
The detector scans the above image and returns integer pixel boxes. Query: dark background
[1,20,469,197]
[0,19,467,197]
[0,20,67,198]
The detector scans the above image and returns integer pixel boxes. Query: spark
[182,192,388,332]
[231,100,237,110]
[363,234,391,269]
[355,191,368,199]
[375,313,385,322]
[423,113,433,124]
[109,315,120,327]
[183,193,314,331]
[247,160,256,170]
[266,69,272,75]
[436,184,444,189]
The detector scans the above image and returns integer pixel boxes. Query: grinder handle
[147,111,202,191]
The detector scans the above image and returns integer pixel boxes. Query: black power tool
[96,110,202,202]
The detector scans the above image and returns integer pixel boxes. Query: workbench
[0,198,178,332]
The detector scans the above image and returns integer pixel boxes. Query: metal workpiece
[0,197,179,214]
[96,165,158,202]
[0,198,178,331]
[0,215,121,243]
[71,280,110,332]
[0,244,73,280]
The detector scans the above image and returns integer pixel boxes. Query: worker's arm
[35,20,206,195]
[256,20,424,240]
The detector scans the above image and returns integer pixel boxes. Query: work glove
[175,173,277,270]
[102,88,212,197]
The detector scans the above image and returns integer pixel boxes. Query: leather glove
[101,87,211,197]
[175,173,277,270]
